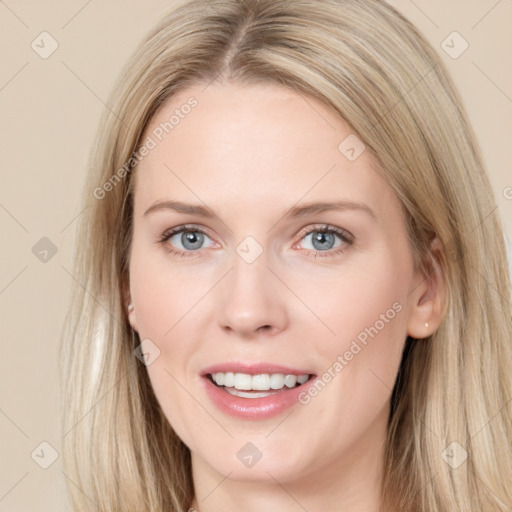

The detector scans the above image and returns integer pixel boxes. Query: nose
[216,251,288,338]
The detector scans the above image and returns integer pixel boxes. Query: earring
[127,303,134,312]
[425,322,429,328]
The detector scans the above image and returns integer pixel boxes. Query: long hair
[59,1,512,510]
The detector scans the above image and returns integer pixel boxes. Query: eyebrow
[144,199,376,221]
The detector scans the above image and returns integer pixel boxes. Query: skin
[125,81,443,512]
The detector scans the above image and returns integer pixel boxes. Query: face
[126,81,433,487]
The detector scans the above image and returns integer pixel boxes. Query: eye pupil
[182,231,203,250]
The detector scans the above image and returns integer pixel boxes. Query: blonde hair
[59,0,512,510]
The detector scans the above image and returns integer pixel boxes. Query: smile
[208,372,311,398]
[200,363,317,419]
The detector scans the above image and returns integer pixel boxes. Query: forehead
[132,82,397,221]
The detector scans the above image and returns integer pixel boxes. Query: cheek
[298,251,409,349]
[299,252,410,408]
[144,363,196,448]
[128,241,210,338]
[128,245,216,447]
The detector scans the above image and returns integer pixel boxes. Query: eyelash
[157,224,354,259]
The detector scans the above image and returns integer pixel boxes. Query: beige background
[0,1,511,510]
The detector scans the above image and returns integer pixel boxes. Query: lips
[200,362,317,420]
[200,361,313,377]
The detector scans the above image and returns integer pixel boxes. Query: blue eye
[173,230,206,251]
[302,230,340,251]
[159,226,216,256]
[295,225,352,257]
[158,224,353,259]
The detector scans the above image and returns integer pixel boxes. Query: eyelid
[294,224,354,245]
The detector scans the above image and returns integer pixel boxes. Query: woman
[59,0,512,510]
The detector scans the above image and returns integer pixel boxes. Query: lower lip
[201,375,317,420]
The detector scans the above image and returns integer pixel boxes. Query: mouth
[206,371,314,398]
[200,363,318,420]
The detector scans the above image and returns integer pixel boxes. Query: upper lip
[201,362,314,376]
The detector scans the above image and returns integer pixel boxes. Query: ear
[406,238,446,339]
[122,275,138,332]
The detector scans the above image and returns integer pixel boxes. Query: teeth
[225,388,277,398]
[223,372,235,387]
[210,372,310,391]
[297,374,309,384]
[252,374,270,390]
[284,375,297,387]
